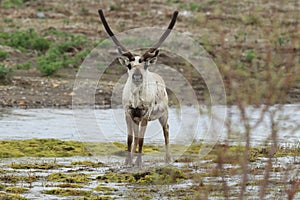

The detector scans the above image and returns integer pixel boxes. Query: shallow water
[0,154,299,200]
[0,105,299,146]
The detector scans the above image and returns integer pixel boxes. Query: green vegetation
[71,160,106,167]
[0,50,8,61]
[0,139,299,162]
[47,172,91,183]
[75,196,113,200]
[7,162,63,170]
[42,188,91,196]
[0,173,38,184]
[166,0,180,3]
[0,139,298,199]
[0,29,50,51]
[0,28,92,76]
[0,64,12,83]
[16,61,32,70]
[98,166,186,185]
[0,192,29,200]
[0,139,91,158]
[57,183,83,188]
[188,2,201,11]
[5,187,28,194]
[180,142,300,164]
[37,31,90,76]
[1,0,24,9]
[94,185,118,193]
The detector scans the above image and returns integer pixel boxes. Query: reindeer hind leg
[159,113,171,163]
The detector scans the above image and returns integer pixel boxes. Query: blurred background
[0,0,299,107]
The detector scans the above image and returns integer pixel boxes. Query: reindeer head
[98,10,178,85]
[118,53,159,85]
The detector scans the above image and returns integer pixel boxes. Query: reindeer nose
[132,73,142,81]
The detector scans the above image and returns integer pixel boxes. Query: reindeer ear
[146,57,157,65]
[118,57,130,66]
[145,50,159,66]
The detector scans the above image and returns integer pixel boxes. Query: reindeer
[98,10,178,167]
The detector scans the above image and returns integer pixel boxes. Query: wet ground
[0,152,299,199]
[0,105,299,199]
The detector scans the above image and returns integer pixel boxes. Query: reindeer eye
[138,59,142,63]
[127,64,132,70]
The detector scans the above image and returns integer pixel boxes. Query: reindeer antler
[98,10,178,62]
[98,9,135,61]
[140,11,179,62]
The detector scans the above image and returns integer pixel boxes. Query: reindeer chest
[127,105,149,122]
[124,88,153,122]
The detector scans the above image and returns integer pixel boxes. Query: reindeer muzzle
[132,73,143,82]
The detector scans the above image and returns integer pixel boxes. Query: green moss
[0,139,91,158]
[7,162,63,170]
[47,172,91,183]
[57,183,83,188]
[0,192,29,200]
[0,184,5,190]
[0,175,21,184]
[94,185,118,195]
[274,146,300,158]
[98,166,186,185]
[98,172,136,184]
[148,166,186,184]
[5,187,28,194]
[0,174,37,184]
[179,143,295,164]
[1,139,298,164]
[42,188,91,196]
[75,142,122,156]
[87,142,161,157]
[74,196,114,200]
[71,161,106,167]
[0,139,163,158]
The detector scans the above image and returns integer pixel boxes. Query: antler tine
[98,9,135,60]
[141,11,179,61]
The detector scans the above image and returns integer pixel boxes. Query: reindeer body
[123,72,168,122]
[122,56,168,121]
[121,56,170,166]
[98,9,178,167]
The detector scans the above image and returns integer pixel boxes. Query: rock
[37,12,45,19]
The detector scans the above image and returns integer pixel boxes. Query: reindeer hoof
[125,158,132,166]
[135,153,142,167]
[165,154,172,163]
[125,153,133,166]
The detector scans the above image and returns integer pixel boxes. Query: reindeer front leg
[136,118,148,167]
[125,115,133,165]
[132,121,139,161]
